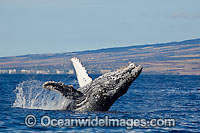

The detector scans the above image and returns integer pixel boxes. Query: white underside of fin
[71,57,92,87]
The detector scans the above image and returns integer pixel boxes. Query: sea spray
[12,80,71,110]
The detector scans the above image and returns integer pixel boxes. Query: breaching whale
[43,57,142,111]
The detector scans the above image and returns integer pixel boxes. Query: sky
[0,0,200,57]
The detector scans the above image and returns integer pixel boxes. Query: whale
[43,57,142,111]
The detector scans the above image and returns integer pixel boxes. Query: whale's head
[99,63,143,99]
[77,63,143,111]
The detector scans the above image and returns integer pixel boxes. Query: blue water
[0,74,200,132]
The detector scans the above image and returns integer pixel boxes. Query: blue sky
[0,0,200,57]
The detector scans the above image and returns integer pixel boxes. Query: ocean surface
[0,74,199,132]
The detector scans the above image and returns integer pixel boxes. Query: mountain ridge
[0,38,200,75]
[1,38,200,59]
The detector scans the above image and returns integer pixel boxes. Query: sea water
[0,74,199,132]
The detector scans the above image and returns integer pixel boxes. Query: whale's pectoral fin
[71,57,92,88]
[43,81,83,99]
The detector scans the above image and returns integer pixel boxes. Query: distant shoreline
[0,38,200,75]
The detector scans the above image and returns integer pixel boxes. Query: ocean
[0,74,199,132]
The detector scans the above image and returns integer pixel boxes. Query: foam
[12,80,71,110]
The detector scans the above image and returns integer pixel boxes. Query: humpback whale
[43,57,142,111]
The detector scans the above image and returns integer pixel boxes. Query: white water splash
[12,80,72,110]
